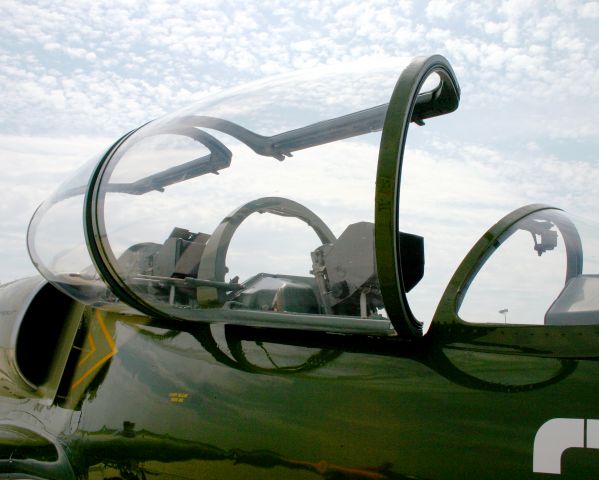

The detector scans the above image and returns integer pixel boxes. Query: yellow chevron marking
[70,310,118,391]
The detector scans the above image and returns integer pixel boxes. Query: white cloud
[426,0,456,20]
[579,2,599,18]
[500,0,538,19]
[554,32,586,51]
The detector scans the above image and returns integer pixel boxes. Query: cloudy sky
[1,0,598,291]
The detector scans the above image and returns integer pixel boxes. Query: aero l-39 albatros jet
[1,55,598,479]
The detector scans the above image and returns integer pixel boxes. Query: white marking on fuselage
[533,418,599,475]
[588,419,599,450]
[533,418,584,474]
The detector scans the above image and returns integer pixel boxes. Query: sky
[1,0,598,320]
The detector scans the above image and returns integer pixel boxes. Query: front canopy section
[28,56,461,334]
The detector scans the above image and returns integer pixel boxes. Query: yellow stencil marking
[77,333,97,367]
[169,392,190,403]
[70,311,118,391]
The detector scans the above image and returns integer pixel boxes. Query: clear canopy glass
[28,59,416,333]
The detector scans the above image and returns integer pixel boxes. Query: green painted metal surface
[0,307,597,478]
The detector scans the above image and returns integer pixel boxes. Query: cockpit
[26,55,599,338]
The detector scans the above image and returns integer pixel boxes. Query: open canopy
[27,55,599,337]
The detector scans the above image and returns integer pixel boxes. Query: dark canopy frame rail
[374,55,461,338]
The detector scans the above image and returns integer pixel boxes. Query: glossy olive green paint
[1,306,597,479]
